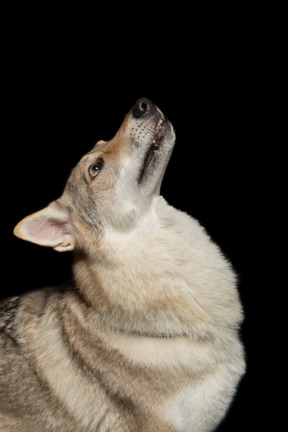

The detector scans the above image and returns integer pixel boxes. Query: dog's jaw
[137,117,171,184]
[152,117,166,148]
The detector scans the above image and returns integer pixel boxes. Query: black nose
[132,98,154,118]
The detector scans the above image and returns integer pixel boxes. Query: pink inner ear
[26,216,67,241]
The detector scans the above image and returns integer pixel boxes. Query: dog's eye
[88,159,104,179]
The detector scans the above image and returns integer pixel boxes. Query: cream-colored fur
[0,98,245,431]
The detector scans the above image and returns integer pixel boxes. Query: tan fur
[0,98,245,431]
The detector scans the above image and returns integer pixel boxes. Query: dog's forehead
[89,140,108,155]
[79,132,130,166]
[79,140,107,165]
[92,140,107,151]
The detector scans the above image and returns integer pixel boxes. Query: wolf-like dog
[0,98,245,431]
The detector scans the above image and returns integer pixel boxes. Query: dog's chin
[137,120,174,185]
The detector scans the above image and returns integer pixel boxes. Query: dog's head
[14,98,175,251]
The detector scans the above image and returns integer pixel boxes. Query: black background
[1,7,280,431]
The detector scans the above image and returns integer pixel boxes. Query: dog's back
[0,99,245,431]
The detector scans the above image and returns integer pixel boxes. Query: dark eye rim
[88,158,104,179]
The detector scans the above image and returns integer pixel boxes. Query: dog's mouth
[138,118,168,184]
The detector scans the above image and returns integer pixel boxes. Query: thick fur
[0,99,245,431]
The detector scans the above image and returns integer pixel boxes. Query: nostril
[133,98,151,118]
[140,101,149,113]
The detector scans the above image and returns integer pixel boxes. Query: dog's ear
[13,201,76,252]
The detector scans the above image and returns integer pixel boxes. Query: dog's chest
[30,321,236,432]
[107,333,237,432]
[30,299,239,432]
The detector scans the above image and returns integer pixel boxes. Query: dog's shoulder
[0,296,21,343]
[0,285,65,345]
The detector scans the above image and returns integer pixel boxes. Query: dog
[0,98,245,431]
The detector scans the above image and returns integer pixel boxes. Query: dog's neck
[73,197,213,340]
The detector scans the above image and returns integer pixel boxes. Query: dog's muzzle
[131,98,173,185]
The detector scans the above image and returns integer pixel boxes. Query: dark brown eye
[88,159,104,179]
